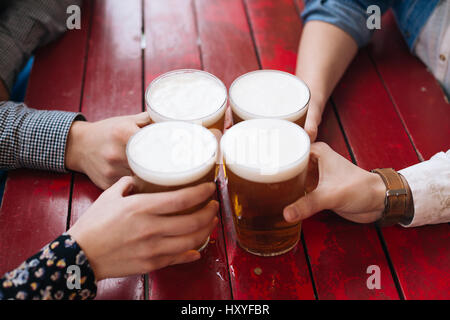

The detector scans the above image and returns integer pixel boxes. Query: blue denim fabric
[302,0,440,50]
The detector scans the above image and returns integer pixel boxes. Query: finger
[106,176,135,197]
[224,106,233,130]
[128,182,217,215]
[310,142,349,175]
[153,217,219,256]
[132,112,152,127]
[304,107,321,142]
[155,200,219,236]
[167,250,201,266]
[283,190,325,223]
[149,250,201,271]
[209,128,223,144]
[305,157,319,193]
[104,169,135,191]
[310,141,332,158]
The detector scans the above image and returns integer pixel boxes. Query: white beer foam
[230,70,310,121]
[147,70,227,127]
[127,122,218,186]
[221,119,310,183]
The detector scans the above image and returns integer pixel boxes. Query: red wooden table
[0,0,449,300]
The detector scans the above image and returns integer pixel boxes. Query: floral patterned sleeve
[0,233,97,300]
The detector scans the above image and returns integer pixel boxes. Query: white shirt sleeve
[399,150,450,227]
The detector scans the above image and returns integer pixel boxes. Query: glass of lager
[146,69,228,131]
[220,119,310,256]
[126,121,219,251]
[229,70,310,127]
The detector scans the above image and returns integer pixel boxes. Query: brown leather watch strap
[398,173,414,225]
[371,168,413,226]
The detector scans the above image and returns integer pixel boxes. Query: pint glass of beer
[146,69,227,131]
[229,70,310,127]
[126,121,219,251]
[221,119,310,256]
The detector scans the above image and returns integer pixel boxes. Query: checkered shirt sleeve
[0,101,85,172]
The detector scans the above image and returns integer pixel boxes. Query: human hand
[67,177,219,281]
[65,112,151,190]
[283,142,386,224]
[304,99,325,142]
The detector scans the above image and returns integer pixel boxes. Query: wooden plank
[195,0,259,87]
[144,0,231,300]
[332,44,450,299]
[245,0,399,299]
[69,0,145,300]
[197,0,315,299]
[369,12,450,161]
[0,0,91,276]
[144,0,202,81]
[366,12,450,300]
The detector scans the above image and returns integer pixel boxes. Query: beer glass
[229,70,310,127]
[146,69,227,131]
[221,119,310,256]
[127,121,219,251]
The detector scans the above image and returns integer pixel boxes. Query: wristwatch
[371,168,414,226]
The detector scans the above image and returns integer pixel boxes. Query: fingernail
[285,207,299,222]
[188,250,201,262]
[211,200,219,210]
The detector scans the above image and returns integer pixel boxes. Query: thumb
[106,176,136,197]
[283,189,325,223]
[132,112,152,127]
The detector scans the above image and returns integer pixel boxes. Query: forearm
[0,101,85,172]
[296,21,358,114]
[0,233,97,300]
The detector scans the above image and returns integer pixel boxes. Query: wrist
[67,225,103,281]
[65,120,90,172]
[367,172,386,220]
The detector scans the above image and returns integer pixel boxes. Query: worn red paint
[68,0,145,300]
[0,0,91,277]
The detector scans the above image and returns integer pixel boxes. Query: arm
[296,21,357,141]
[0,101,152,189]
[297,0,394,141]
[0,234,97,300]
[0,101,84,172]
[1,178,219,299]
[0,1,153,188]
[283,143,450,227]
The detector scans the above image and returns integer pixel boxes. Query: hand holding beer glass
[130,68,312,257]
[221,119,310,256]
[126,121,219,251]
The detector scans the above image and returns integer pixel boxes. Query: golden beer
[229,70,310,127]
[127,121,219,251]
[146,69,227,131]
[221,119,310,256]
